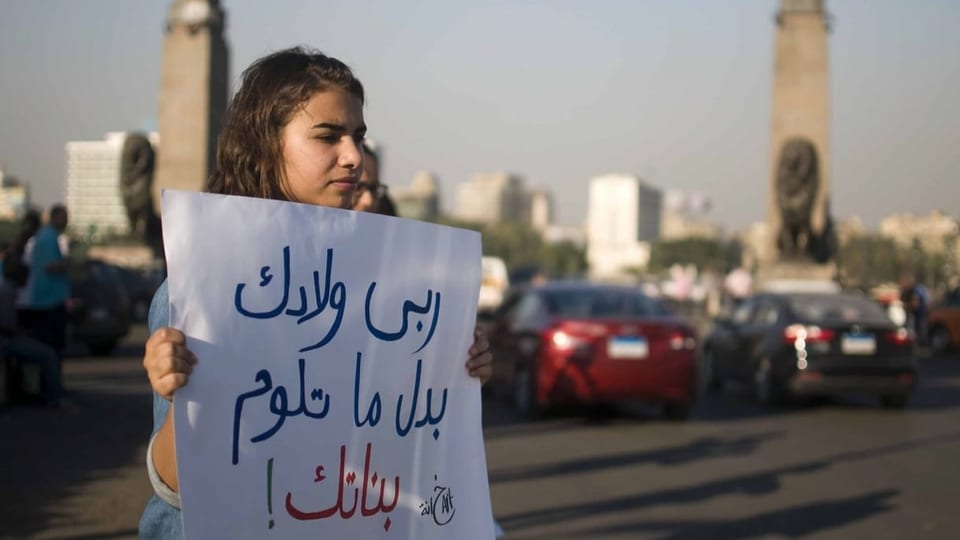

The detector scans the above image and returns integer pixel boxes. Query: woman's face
[281,88,366,208]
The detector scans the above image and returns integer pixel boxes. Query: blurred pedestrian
[4,209,41,293]
[723,266,753,309]
[899,272,929,344]
[18,204,70,361]
[0,258,61,407]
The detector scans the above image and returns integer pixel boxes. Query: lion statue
[775,137,835,263]
[119,133,160,244]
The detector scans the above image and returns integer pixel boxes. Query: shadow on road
[489,431,783,484]
[0,334,153,538]
[497,429,960,534]
[581,489,899,540]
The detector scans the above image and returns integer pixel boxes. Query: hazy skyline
[1,0,958,231]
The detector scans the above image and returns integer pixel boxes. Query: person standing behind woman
[139,47,493,539]
[353,138,396,216]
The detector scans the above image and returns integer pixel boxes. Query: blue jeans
[4,335,60,406]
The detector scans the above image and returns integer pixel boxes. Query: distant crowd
[0,204,71,408]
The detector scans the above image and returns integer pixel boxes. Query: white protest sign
[161,190,493,539]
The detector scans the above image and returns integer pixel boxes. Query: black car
[67,259,133,356]
[703,292,916,408]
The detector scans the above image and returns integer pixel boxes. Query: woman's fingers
[466,326,493,384]
[143,327,197,400]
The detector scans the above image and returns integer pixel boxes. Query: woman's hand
[465,326,493,384]
[143,327,198,400]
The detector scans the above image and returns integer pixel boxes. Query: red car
[486,281,698,420]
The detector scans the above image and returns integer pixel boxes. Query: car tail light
[668,331,697,351]
[783,324,835,344]
[885,328,913,346]
[547,329,589,351]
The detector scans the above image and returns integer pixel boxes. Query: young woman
[139,47,492,538]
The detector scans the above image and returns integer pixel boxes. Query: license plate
[841,334,876,355]
[608,336,648,359]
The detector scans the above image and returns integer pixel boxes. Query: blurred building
[393,170,441,221]
[454,172,531,224]
[586,174,662,277]
[661,189,720,240]
[765,0,832,265]
[0,167,30,220]
[66,132,158,241]
[879,211,959,255]
[529,189,554,233]
[153,0,229,213]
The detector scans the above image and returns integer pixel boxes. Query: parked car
[703,292,917,408]
[67,259,132,356]
[928,293,960,355]
[486,281,698,420]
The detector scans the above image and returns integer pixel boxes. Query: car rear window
[543,288,670,318]
[787,294,892,325]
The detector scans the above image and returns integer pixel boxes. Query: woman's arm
[143,327,197,493]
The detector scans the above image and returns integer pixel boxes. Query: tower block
[767,0,834,267]
[153,0,229,214]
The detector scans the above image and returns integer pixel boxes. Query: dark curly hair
[206,46,365,200]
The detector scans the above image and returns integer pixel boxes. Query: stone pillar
[153,0,229,214]
[767,0,831,266]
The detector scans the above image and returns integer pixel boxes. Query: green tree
[540,240,587,278]
[649,238,740,274]
[836,235,900,288]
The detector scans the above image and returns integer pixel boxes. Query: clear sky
[1,0,957,231]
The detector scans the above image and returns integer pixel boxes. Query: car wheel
[929,325,952,355]
[88,340,117,357]
[664,402,693,421]
[513,364,541,420]
[880,394,909,410]
[702,349,721,391]
[754,358,779,405]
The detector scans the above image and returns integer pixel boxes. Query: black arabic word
[419,474,455,526]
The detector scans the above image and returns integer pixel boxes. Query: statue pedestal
[756,259,838,293]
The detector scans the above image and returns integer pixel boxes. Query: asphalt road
[2,325,959,539]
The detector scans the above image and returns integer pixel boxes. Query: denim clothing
[138,280,184,539]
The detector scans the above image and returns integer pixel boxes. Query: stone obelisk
[764,0,835,276]
[153,0,229,214]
